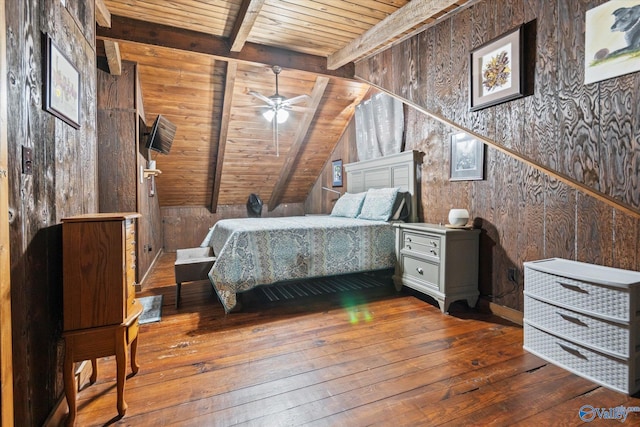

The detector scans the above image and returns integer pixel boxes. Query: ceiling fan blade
[248,90,275,106]
[281,94,310,106]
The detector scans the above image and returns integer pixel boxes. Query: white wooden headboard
[344,150,422,223]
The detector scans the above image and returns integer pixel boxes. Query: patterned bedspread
[203,216,396,312]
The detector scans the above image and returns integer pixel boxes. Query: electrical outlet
[507,268,517,282]
[22,146,33,174]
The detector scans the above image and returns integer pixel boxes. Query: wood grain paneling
[599,74,639,209]
[523,0,558,167]
[577,192,612,266]
[116,43,369,209]
[543,178,576,259]
[613,209,639,271]
[0,1,13,424]
[305,117,359,214]
[6,1,97,424]
[355,0,640,311]
[557,0,600,190]
[162,203,305,251]
[116,42,221,208]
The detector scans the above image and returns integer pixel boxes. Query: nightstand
[393,223,480,313]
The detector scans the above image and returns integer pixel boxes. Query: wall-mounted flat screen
[146,114,176,154]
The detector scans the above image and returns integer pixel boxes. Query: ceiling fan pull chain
[274,119,279,157]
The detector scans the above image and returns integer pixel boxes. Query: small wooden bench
[174,247,216,308]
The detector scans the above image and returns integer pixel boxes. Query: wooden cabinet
[393,223,480,313]
[62,213,143,426]
[524,258,640,394]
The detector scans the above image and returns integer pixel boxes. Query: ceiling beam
[210,61,238,213]
[103,40,122,75]
[96,15,355,80]
[268,76,330,211]
[229,0,266,52]
[95,0,111,27]
[327,0,460,70]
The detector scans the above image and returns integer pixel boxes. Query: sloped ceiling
[97,0,471,210]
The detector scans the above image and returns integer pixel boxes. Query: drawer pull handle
[429,250,437,256]
[558,281,589,294]
[430,242,437,247]
[407,237,412,242]
[557,343,588,360]
[416,267,424,275]
[406,245,412,250]
[558,312,588,327]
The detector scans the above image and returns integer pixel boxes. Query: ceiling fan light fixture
[276,108,289,123]
[262,109,275,122]
[262,108,289,124]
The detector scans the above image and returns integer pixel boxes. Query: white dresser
[523,258,640,394]
[393,223,479,313]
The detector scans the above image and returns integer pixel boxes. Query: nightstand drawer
[403,255,439,289]
[403,232,440,258]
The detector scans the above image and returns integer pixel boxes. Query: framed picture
[470,25,524,111]
[450,132,484,181]
[585,0,640,84]
[44,34,81,128]
[332,159,343,187]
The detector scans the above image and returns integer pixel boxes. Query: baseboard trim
[477,297,523,326]
[137,248,164,291]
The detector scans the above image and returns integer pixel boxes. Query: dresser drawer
[525,267,630,322]
[524,323,637,394]
[402,255,439,290]
[524,294,630,358]
[403,232,440,258]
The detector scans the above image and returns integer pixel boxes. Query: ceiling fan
[248,65,309,156]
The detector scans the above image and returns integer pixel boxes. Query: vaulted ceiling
[96,0,471,211]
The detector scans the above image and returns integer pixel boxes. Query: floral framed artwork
[332,159,343,187]
[44,34,81,128]
[450,132,484,181]
[585,0,640,85]
[470,25,524,111]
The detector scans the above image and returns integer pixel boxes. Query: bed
[204,150,422,312]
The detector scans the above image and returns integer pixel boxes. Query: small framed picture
[44,34,81,128]
[450,132,484,181]
[332,159,343,187]
[470,25,524,111]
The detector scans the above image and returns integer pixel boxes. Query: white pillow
[357,187,401,221]
[330,192,367,218]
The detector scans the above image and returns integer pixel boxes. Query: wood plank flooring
[72,253,640,426]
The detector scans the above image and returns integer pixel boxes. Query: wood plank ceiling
[97,0,470,210]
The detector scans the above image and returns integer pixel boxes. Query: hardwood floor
[72,253,640,426]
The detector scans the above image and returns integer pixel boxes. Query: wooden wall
[305,118,359,214]
[162,203,306,252]
[356,0,640,311]
[97,59,163,284]
[6,0,97,424]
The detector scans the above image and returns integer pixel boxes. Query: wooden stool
[174,247,216,308]
[63,300,143,426]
